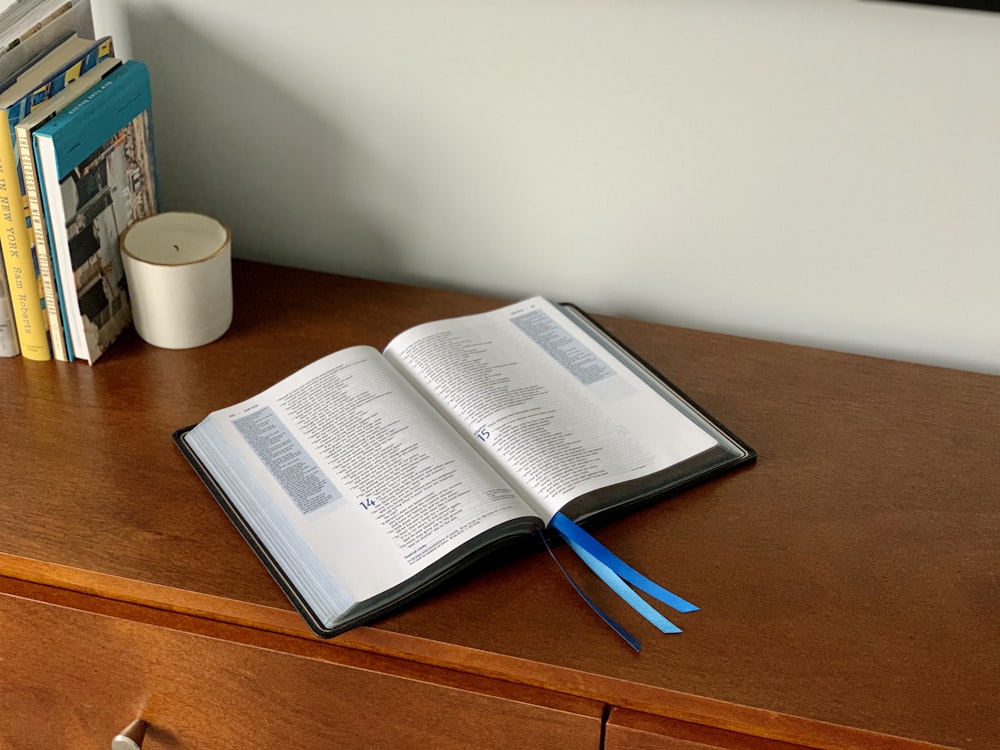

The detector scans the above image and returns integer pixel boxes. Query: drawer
[605,707,814,750]
[0,589,602,749]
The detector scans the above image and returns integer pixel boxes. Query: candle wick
[173,244,180,252]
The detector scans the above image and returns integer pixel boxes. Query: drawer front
[0,591,601,749]
[605,708,813,750]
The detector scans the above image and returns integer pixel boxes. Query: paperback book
[0,31,112,360]
[0,0,96,357]
[33,59,158,365]
[176,297,755,639]
[15,55,122,360]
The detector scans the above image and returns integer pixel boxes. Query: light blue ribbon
[563,536,682,634]
[550,512,698,614]
[547,512,698,644]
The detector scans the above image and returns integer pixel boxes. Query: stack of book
[0,0,159,364]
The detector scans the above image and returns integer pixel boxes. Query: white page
[385,298,717,522]
[190,346,534,618]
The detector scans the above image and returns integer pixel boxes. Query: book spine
[33,136,75,357]
[0,4,36,358]
[0,264,19,356]
[16,124,66,360]
[0,111,50,360]
[33,137,81,360]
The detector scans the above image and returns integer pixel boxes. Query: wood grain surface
[1,260,996,749]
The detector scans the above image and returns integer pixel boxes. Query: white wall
[92,0,1000,374]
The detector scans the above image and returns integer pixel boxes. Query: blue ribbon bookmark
[550,512,699,614]
[537,528,641,651]
[563,536,682,634]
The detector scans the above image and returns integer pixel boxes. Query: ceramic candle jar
[120,212,232,349]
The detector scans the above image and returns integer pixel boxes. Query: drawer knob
[111,719,147,750]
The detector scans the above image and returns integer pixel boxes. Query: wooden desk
[1,261,997,749]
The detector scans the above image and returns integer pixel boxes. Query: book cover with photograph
[16,55,123,360]
[33,59,158,364]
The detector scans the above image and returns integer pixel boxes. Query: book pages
[187,345,534,624]
[385,297,717,522]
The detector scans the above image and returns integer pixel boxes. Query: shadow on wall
[122,5,405,277]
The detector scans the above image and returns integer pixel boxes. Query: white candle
[121,212,233,349]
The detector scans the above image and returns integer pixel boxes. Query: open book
[175,297,754,638]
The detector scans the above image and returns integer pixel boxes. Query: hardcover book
[176,297,755,638]
[0,31,112,360]
[33,59,158,365]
